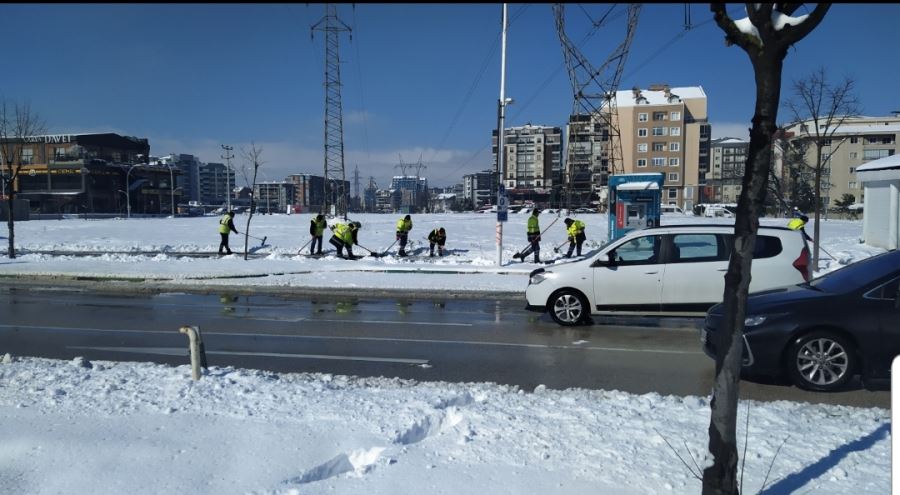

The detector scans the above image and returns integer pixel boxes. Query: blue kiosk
[608,173,665,241]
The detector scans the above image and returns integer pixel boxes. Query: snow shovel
[245,233,268,246]
[355,243,383,258]
[377,239,398,257]
[297,238,313,254]
[553,239,571,254]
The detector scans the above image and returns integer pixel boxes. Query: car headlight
[530,271,551,285]
[744,313,787,327]
[744,315,768,327]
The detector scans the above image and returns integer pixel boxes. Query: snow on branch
[731,5,812,46]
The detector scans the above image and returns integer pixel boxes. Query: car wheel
[548,290,587,326]
[786,331,857,392]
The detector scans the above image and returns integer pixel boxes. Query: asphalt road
[0,284,889,408]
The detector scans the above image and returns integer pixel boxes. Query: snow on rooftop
[616,181,660,191]
[615,86,706,107]
[857,153,900,172]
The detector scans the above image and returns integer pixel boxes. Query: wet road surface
[0,285,889,408]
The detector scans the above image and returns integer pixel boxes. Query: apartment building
[562,113,607,208]
[783,114,900,208]
[492,124,562,204]
[463,170,496,209]
[615,85,711,211]
[708,138,749,203]
[253,181,294,214]
[198,162,235,206]
[1,132,165,214]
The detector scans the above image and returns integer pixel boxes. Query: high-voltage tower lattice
[312,4,352,218]
[554,4,640,210]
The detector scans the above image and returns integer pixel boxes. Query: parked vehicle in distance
[701,249,900,392]
[660,204,686,214]
[525,224,811,326]
[704,206,734,218]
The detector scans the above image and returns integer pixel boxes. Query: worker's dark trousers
[329,236,353,258]
[310,235,323,254]
[219,233,232,254]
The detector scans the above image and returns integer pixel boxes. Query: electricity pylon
[312,4,352,218]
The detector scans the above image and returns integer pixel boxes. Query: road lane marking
[67,345,429,365]
[250,317,472,327]
[4,324,703,355]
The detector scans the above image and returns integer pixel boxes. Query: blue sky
[3,3,898,188]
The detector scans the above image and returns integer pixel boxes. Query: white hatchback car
[525,224,812,325]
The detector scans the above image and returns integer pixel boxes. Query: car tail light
[792,246,810,281]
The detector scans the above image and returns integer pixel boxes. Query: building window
[652,127,666,136]
[21,148,34,164]
[653,111,666,121]
[864,149,891,160]
[848,181,857,189]
[667,172,679,182]
[638,113,648,122]
[823,138,832,146]
[638,128,648,137]
[637,158,647,168]
[670,127,681,136]
[669,142,680,152]
[668,188,678,199]
[849,167,855,174]
[849,151,858,159]
[652,142,665,152]
[637,143,647,153]
[670,111,681,121]
[669,157,680,167]
[652,157,666,167]
[850,136,858,144]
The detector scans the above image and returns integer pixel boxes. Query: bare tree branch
[0,100,47,259]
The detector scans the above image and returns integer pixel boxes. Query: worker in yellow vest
[329,221,361,259]
[563,217,586,258]
[309,214,327,255]
[396,214,413,256]
[218,211,238,255]
[515,208,541,262]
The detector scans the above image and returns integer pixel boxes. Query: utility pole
[220,144,234,211]
[496,3,509,267]
[312,4,352,219]
[352,164,361,212]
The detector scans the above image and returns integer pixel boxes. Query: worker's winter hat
[404,215,411,220]
[564,218,573,225]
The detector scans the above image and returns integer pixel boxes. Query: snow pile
[0,355,890,494]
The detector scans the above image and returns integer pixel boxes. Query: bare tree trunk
[6,193,14,258]
[703,56,782,495]
[812,163,822,268]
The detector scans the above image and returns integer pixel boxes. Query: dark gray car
[702,250,900,392]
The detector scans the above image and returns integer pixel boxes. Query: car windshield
[809,251,900,292]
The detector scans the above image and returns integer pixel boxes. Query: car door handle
[644,271,658,275]
[717,269,727,272]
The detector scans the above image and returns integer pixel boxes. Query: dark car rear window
[723,235,783,260]
[811,251,900,293]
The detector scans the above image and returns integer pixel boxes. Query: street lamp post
[125,164,137,219]
[221,144,234,212]
[166,163,175,217]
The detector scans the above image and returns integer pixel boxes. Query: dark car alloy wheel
[786,331,857,392]
[549,290,587,326]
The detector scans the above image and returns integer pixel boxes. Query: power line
[426,5,531,169]
[351,5,371,162]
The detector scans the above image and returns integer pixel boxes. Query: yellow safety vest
[219,214,232,234]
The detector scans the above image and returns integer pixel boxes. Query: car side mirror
[591,252,614,268]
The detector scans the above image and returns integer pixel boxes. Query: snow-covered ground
[0,211,884,291]
[0,212,892,494]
